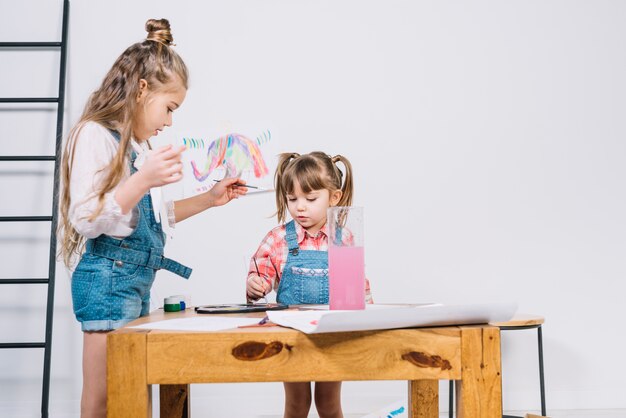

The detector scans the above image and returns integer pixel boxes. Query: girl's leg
[81,331,109,418]
[314,381,343,418]
[283,382,312,418]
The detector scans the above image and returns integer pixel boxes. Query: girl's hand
[170,176,248,223]
[137,144,186,188]
[246,275,269,301]
[207,177,248,207]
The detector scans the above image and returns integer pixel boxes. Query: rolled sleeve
[165,199,176,228]
[249,230,280,289]
[70,191,134,238]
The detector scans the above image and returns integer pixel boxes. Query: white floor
[287,413,626,418]
[503,413,626,418]
[4,410,625,418]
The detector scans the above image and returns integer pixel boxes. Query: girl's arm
[246,232,281,301]
[69,123,136,238]
[173,177,247,223]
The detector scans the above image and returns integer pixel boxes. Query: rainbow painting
[185,133,270,182]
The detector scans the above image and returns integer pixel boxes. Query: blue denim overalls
[71,130,191,331]
[276,220,329,305]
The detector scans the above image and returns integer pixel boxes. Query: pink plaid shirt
[249,221,373,302]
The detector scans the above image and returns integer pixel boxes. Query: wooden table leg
[457,326,502,418]
[408,380,438,418]
[160,384,190,418]
[107,331,150,418]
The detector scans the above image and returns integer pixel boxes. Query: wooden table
[107,309,503,418]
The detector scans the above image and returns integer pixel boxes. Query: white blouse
[68,121,175,239]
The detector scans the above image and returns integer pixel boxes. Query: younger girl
[59,19,246,418]
[247,151,372,418]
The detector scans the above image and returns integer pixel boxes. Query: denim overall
[276,220,329,305]
[71,130,191,331]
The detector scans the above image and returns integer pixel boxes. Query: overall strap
[86,239,192,279]
[108,129,138,172]
[109,129,121,142]
[285,220,300,256]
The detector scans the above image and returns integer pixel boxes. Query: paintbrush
[212,179,260,189]
[253,257,269,304]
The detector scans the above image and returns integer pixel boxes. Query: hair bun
[145,18,174,46]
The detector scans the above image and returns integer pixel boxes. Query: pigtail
[274,152,300,223]
[332,155,354,207]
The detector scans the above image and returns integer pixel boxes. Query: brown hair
[59,18,189,267]
[274,151,354,223]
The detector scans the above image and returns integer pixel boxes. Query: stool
[448,314,546,418]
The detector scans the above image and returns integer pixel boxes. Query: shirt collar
[294,221,328,244]
[130,139,150,170]
[130,138,149,154]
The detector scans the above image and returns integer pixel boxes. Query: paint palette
[194,303,289,314]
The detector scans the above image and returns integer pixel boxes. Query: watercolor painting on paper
[181,131,276,197]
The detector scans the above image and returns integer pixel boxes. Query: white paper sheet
[267,302,517,334]
[129,316,261,331]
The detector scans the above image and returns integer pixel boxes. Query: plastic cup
[327,206,365,310]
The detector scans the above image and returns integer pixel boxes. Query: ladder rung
[0,216,52,222]
[0,342,46,349]
[0,98,59,103]
[0,42,62,48]
[0,278,49,284]
[0,156,56,161]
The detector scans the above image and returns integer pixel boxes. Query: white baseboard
[2,382,625,417]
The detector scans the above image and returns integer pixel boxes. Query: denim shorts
[71,253,156,331]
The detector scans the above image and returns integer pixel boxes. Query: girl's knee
[284,382,312,418]
[284,402,311,418]
[314,399,342,418]
[314,382,343,418]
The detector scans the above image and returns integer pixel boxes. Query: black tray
[194,303,289,314]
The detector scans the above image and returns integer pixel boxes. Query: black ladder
[0,1,69,417]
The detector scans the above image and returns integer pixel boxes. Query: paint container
[171,295,188,310]
[164,296,181,312]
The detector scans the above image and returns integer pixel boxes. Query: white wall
[1,0,625,416]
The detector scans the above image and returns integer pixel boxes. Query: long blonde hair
[59,18,189,267]
[274,151,354,223]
